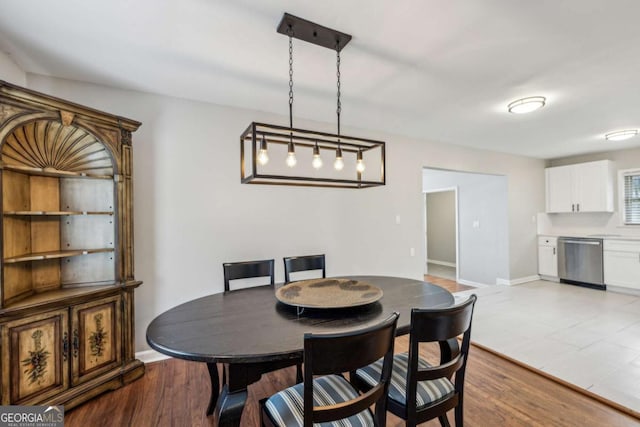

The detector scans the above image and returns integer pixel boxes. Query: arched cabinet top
[2,119,116,176]
[0,80,140,177]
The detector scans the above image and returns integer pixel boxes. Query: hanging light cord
[336,42,341,137]
[288,28,294,133]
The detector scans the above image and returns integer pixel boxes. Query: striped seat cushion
[264,374,375,427]
[355,352,454,409]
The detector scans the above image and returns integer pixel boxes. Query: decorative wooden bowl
[275,278,383,309]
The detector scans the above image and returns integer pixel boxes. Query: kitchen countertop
[538,234,640,241]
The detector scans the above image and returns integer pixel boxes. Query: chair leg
[295,362,303,383]
[454,402,463,427]
[259,398,275,427]
[222,363,227,386]
[438,414,451,427]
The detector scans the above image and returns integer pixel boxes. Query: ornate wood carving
[2,120,114,176]
[59,111,74,126]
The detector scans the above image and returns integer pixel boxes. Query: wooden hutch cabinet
[0,81,143,409]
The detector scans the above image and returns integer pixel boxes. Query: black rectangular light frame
[240,122,385,188]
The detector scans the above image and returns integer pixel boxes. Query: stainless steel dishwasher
[557,237,605,289]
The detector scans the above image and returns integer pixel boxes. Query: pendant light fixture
[333,39,349,173]
[240,13,385,188]
[334,145,344,170]
[257,136,269,165]
[286,140,297,167]
[356,150,366,173]
[312,142,323,169]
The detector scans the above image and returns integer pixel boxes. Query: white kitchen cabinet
[604,239,640,290]
[538,236,558,278]
[545,160,615,213]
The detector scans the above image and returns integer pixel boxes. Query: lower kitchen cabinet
[604,240,640,290]
[538,236,558,278]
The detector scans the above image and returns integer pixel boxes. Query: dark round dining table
[146,275,454,427]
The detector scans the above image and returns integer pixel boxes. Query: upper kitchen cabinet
[546,160,615,213]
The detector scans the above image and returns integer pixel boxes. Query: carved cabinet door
[1,309,69,405]
[70,295,122,386]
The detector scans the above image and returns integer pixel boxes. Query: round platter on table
[275,278,383,309]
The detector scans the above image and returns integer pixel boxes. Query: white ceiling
[1,0,639,159]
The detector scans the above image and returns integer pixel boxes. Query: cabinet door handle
[577,203,580,212]
[572,204,575,212]
[72,329,79,358]
[553,247,556,255]
[62,332,69,362]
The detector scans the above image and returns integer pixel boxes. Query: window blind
[623,172,640,224]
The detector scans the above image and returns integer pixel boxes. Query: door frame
[423,187,459,282]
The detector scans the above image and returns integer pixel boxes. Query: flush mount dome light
[507,96,546,114]
[605,129,638,141]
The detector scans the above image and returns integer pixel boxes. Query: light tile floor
[454,281,640,413]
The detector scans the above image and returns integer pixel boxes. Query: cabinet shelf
[0,284,117,313]
[2,164,113,180]
[3,211,114,216]
[4,248,114,264]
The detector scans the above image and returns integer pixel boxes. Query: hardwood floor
[65,277,640,426]
[65,339,640,427]
[425,274,475,293]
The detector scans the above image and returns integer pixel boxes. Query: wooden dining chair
[223,258,275,292]
[283,254,326,283]
[261,312,400,427]
[352,295,477,427]
[208,259,301,415]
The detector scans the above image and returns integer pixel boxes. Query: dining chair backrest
[223,259,275,292]
[283,254,326,283]
[303,312,399,426]
[405,294,477,426]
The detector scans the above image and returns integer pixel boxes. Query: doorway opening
[423,167,509,289]
[424,188,458,283]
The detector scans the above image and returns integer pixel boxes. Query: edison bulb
[257,149,269,165]
[286,152,297,167]
[334,156,344,170]
[356,159,366,173]
[312,154,323,169]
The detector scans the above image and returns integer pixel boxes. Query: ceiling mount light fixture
[605,129,638,141]
[507,96,546,114]
[240,13,385,188]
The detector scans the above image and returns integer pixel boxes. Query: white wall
[538,147,640,238]
[426,191,456,265]
[25,74,546,351]
[424,169,509,285]
[0,51,26,86]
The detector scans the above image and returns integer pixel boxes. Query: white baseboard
[457,279,489,288]
[427,259,457,268]
[607,285,640,296]
[136,349,170,364]
[496,275,540,286]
